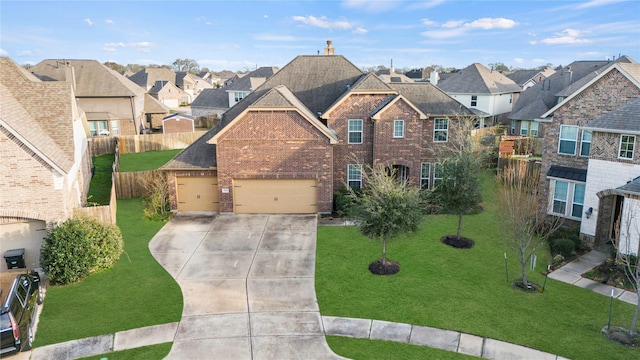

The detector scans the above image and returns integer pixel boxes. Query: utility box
[4,248,25,269]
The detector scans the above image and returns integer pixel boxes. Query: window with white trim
[433,118,448,142]
[347,164,362,189]
[580,130,592,157]
[234,91,248,102]
[348,119,363,144]
[619,134,635,159]
[558,125,578,155]
[551,180,585,219]
[520,121,538,137]
[420,163,430,189]
[393,120,404,138]
[88,121,109,137]
[471,95,477,107]
[510,120,516,135]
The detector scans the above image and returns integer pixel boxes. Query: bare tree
[496,162,562,289]
[142,171,170,220]
[614,201,640,334]
[172,58,200,73]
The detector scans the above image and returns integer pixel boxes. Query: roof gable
[370,94,427,120]
[583,97,640,134]
[390,82,474,117]
[437,63,521,94]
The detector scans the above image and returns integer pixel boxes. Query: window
[348,119,363,144]
[530,121,538,137]
[520,121,539,137]
[393,120,404,138]
[88,121,109,137]
[420,163,430,189]
[471,95,477,107]
[558,125,578,155]
[347,164,362,189]
[433,118,448,142]
[510,120,516,135]
[234,91,247,102]
[619,134,635,159]
[551,180,585,219]
[433,163,443,188]
[580,130,592,157]
[110,120,120,136]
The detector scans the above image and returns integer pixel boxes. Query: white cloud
[514,58,524,64]
[264,15,268,18]
[353,27,368,35]
[292,15,352,30]
[105,19,114,24]
[341,0,399,13]
[442,20,465,29]
[575,0,626,9]
[102,41,153,53]
[540,29,592,45]
[421,18,437,27]
[465,18,517,30]
[84,18,93,26]
[421,27,467,39]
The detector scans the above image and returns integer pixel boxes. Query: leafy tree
[489,62,510,73]
[126,63,145,74]
[349,163,423,273]
[172,58,200,73]
[104,61,126,74]
[428,117,485,240]
[614,202,640,334]
[496,162,562,289]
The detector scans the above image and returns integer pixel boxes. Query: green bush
[41,216,124,285]
[551,238,575,258]
[333,187,354,218]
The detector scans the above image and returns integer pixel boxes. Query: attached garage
[233,179,318,214]
[176,176,219,211]
[0,220,47,271]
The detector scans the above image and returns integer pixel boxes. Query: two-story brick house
[538,61,640,254]
[162,51,473,214]
[0,57,92,269]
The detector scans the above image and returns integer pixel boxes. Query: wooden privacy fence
[77,173,117,225]
[115,170,160,199]
[89,130,207,156]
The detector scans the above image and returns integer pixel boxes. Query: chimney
[429,71,439,85]
[63,62,77,92]
[562,66,573,89]
[324,40,335,55]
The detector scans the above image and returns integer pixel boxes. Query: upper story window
[393,120,405,138]
[551,180,585,219]
[471,95,477,107]
[580,130,592,157]
[348,119,363,144]
[520,121,539,137]
[558,125,578,155]
[420,163,430,190]
[347,164,362,189]
[433,118,449,142]
[234,91,248,102]
[619,134,635,159]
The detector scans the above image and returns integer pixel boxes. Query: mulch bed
[369,259,400,275]
[441,235,475,249]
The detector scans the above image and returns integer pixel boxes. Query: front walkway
[548,250,638,305]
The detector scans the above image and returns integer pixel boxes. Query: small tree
[142,171,170,220]
[496,162,562,289]
[429,116,486,241]
[349,163,423,274]
[614,201,640,334]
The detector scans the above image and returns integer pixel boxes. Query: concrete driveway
[149,213,345,360]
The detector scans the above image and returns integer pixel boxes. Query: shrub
[142,172,170,220]
[41,216,124,285]
[333,187,354,218]
[551,238,575,258]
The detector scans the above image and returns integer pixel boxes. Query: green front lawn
[35,199,182,347]
[118,149,182,172]
[316,174,638,360]
[79,343,172,360]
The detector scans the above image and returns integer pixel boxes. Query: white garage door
[233,179,318,214]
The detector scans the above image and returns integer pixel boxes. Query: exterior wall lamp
[585,207,593,219]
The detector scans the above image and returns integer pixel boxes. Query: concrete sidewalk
[548,250,638,305]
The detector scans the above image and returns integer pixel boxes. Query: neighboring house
[536,61,640,254]
[219,70,239,86]
[509,59,632,138]
[434,63,521,128]
[148,80,186,109]
[144,93,171,132]
[375,69,414,83]
[191,67,278,118]
[162,49,473,214]
[128,67,176,91]
[507,67,555,91]
[29,59,146,136]
[198,71,220,86]
[176,71,213,99]
[162,113,195,134]
[0,57,92,270]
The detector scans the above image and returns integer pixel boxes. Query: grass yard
[34,199,182,348]
[118,149,182,172]
[79,343,172,360]
[316,173,638,360]
[86,154,114,205]
[326,336,478,359]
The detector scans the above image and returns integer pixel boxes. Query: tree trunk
[521,254,528,288]
[457,213,463,240]
[381,236,387,265]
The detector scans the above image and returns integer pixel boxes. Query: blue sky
[1,0,639,72]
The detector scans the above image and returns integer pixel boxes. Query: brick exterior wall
[216,110,333,213]
[539,70,640,216]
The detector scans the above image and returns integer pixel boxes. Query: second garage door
[176,176,219,211]
[233,179,317,214]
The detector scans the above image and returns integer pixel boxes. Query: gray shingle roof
[29,59,145,97]
[191,88,229,109]
[225,67,277,92]
[389,82,474,116]
[436,63,521,94]
[161,127,218,170]
[547,165,587,182]
[506,67,555,87]
[583,98,640,134]
[617,176,640,196]
[128,67,177,90]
